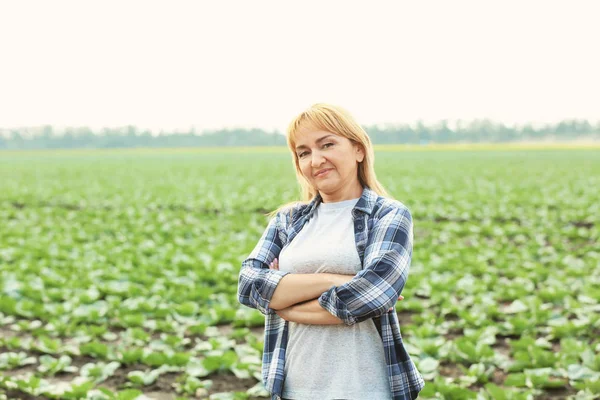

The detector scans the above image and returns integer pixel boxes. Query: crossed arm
[276,297,345,325]
[237,205,411,326]
[268,259,402,325]
[268,262,354,325]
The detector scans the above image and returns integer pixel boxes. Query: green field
[1,146,599,400]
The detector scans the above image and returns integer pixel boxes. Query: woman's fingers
[388,295,405,311]
[269,258,279,270]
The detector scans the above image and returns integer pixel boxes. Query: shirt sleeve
[317,205,413,326]
[237,210,291,315]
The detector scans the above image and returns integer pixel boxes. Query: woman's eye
[298,143,332,158]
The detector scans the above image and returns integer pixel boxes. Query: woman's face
[294,129,364,195]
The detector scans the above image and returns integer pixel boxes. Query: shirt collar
[303,185,378,220]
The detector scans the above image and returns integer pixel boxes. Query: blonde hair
[267,103,392,220]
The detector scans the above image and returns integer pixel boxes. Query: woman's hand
[274,304,295,321]
[269,258,404,312]
[269,258,279,270]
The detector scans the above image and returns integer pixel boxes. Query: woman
[237,103,425,400]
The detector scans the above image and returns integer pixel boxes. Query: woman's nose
[311,152,325,166]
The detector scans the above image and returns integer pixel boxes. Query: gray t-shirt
[278,197,392,400]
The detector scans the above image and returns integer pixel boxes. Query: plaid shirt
[237,186,425,400]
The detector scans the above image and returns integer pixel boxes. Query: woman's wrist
[276,299,344,325]
[323,272,355,287]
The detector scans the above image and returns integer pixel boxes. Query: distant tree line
[0,119,598,150]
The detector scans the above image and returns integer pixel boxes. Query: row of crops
[0,147,599,399]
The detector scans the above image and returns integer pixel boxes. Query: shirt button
[357,224,363,230]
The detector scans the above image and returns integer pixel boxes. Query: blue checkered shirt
[237,186,425,400]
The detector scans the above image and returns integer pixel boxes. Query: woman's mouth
[315,169,332,178]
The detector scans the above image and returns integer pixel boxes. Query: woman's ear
[356,145,365,163]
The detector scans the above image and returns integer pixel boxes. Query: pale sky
[0,0,598,134]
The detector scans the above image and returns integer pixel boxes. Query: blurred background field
[1,146,599,399]
[2,0,600,398]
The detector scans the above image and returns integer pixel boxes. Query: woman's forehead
[295,128,340,142]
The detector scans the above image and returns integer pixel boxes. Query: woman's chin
[316,181,338,192]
